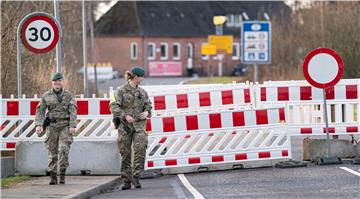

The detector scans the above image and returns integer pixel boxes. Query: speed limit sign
[20,13,60,54]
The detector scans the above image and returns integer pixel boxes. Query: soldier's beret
[51,72,63,81]
[131,66,145,77]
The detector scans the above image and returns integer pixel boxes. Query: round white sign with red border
[21,14,59,54]
[303,48,343,89]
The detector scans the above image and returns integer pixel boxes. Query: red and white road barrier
[145,107,290,170]
[146,107,285,134]
[257,79,359,104]
[149,85,252,113]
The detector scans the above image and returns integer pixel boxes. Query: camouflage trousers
[45,125,73,173]
[117,125,148,182]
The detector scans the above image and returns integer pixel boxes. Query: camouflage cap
[51,72,63,81]
[131,66,145,77]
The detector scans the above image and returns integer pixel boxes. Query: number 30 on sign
[21,14,59,54]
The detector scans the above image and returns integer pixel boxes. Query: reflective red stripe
[6,142,16,149]
[221,90,233,105]
[30,101,40,115]
[163,117,175,132]
[235,153,247,160]
[279,108,286,122]
[209,113,222,128]
[282,150,289,157]
[212,155,224,162]
[232,111,245,127]
[186,115,198,130]
[244,89,251,103]
[199,92,211,107]
[260,88,266,101]
[159,137,167,144]
[300,128,312,134]
[346,85,358,99]
[188,157,201,164]
[258,152,271,158]
[154,96,166,110]
[176,94,188,108]
[146,119,152,132]
[147,161,154,168]
[77,101,88,115]
[256,110,268,125]
[165,159,177,166]
[300,86,312,100]
[346,126,358,133]
[325,87,334,100]
[7,101,19,116]
[277,87,289,101]
[100,100,111,114]
[323,127,335,133]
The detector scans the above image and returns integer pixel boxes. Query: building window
[232,43,240,60]
[187,43,193,58]
[201,43,209,60]
[173,43,180,60]
[147,43,155,60]
[160,43,168,60]
[130,42,137,60]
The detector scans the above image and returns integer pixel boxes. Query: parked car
[232,64,247,76]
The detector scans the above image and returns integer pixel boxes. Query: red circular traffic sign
[21,14,59,54]
[303,48,343,89]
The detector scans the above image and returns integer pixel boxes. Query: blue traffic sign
[241,21,271,64]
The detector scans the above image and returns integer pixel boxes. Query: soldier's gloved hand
[125,115,135,123]
[69,128,76,135]
[35,126,43,135]
[140,111,149,120]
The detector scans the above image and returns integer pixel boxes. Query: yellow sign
[201,44,216,55]
[208,35,233,54]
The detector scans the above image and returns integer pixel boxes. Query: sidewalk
[2,176,121,199]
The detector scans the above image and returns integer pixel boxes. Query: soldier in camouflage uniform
[35,72,77,185]
[110,66,152,190]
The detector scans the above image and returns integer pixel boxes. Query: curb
[179,76,199,85]
[65,177,122,199]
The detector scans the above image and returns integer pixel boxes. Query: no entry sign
[21,13,60,54]
[303,48,343,89]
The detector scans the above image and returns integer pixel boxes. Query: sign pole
[17,21,23,98]
[254,64,258,82]
[322,88,331,158]
[54,0,62,73]
[302,47,344,165]
[17,12,61,98]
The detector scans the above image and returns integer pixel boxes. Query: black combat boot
[59,168,66,184]
[121,181,131,190]
[132,177,141,188]
[49,171,57,185]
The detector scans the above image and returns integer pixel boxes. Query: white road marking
[178,174,205,199]
[340,167,360,177]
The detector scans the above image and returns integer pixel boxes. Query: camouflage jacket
[35,89,77,128]
[109,82,152,131]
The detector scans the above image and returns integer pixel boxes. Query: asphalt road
[92,163,360,199]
